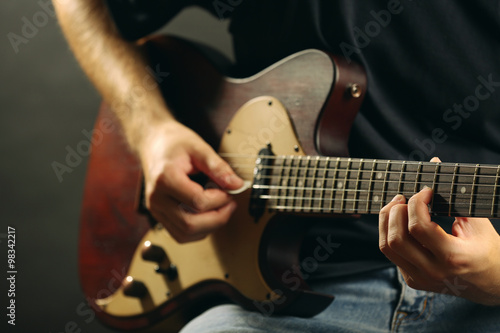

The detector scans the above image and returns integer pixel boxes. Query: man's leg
[394,271,500,333]
[181,267,401,333]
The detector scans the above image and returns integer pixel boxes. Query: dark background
[1,3,232,332]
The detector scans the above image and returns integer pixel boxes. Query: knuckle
[408,219,424,236]
[407,195,419,211]
[387,233,405,250]
[379,207,390,222]
[191,193,209,212]
[178,202,196,214]
[408,192,418,203]
[390,203,406,214]
[179,217,198,235]
[378,242,390,255]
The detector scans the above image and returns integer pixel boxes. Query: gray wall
[1,3,231,332]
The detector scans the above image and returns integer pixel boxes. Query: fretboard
[254,156,500,218]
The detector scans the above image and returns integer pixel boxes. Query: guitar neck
[255,156,500,218]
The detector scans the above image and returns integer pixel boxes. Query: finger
[152,195,237,243]
[386,203,436,268]
[379,195,430,285]
[379,194,406,250]
[451,217,497,239]
[157,167,235,212]
[147,198,193,241]
[430,157,442,163]
[190,142,244,190]
[407,187,454,255]
[174,200,237,242]
[155,209,208,244]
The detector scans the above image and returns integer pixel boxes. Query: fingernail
[391,194,404,202]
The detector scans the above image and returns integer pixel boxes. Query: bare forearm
[54,0,174,151]
[55,0,244,243]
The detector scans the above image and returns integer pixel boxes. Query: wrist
[118,102,177,153]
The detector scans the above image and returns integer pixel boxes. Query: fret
[288,156,298,212]
[414,162,423,193]
[354,159,364,214]
[279,156,289,211]
[449,163,459,216]
[271,156,285,210]
[297,156,308,212]
[311,156,321,212]
[430,163,441,213]
[431,163,440,190]
[397,161,406,194]
[304,156,316,211]
[493,166,500,217]
[325,157,333,213]
[340,158,352,213]
[331,158,341,213]
[280,157,287,210]
[469,164,479,216]
[263,155,500,219]
[366,159,377,213]
[381,160,391,210]
[297,156,307,212]
[303,156,313,212]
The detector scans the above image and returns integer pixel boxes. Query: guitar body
[79,36,366,331]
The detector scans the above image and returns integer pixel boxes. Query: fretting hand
[379,158,500,305]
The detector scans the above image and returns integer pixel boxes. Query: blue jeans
[180,267,500,332]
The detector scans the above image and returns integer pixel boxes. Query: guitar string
[263,205,494,216]
[263,202,492,211]
[259,195,499,213]
[218,153,500,171]
[263,205,496,215]
[258,193,498,206]
[261,204,499,214]
[230,170,500,193]
[224,160,500,180]
[216,155,500,211]
[251,185,500,200]
[227,165,500,180]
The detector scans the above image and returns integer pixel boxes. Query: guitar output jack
[348,83,362,98]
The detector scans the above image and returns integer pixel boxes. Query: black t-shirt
[106,0,500,278]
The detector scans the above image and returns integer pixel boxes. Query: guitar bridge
[250,144,275,222]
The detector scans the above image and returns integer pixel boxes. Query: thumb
[452,217,497,239]
[191,143,244,190]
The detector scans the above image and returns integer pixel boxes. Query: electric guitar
[79,36,500,332]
